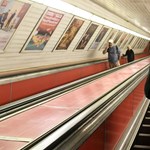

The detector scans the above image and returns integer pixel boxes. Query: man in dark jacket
[123,45,135,62]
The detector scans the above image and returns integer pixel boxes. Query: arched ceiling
[91,0,150,34]
[62,0,150,35]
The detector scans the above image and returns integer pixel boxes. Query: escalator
[131,104,150,149]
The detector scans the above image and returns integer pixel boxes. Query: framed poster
[89,26,109,50]
[132,37,138,47]
[138,39,144,49]
[76,23,98,49]
[140,39,145,49]
[120,34,131,48]
[133,37,141,49]
[24,10,63,51]
[0,0,30,50]
[56,18,84,50]
[108,29,117,40]
[127,36,135,47]
[100,29,117,50]
[143,40,149,49]
[113,31,122,44]
[117,33,127,47]
[135,38,142,49]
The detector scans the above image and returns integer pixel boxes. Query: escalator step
[143,117,150,124]
[142,124,150,127]
[131,104,150,149]
[139,133,150,137]
[145,117,150,119]
[133,133,150,146]
[133,145,150,149]
[139,126,150,134]
[146,111,150,117]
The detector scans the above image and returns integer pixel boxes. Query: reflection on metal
[0,136,32,142]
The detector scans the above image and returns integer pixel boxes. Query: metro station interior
[0,0,150,150]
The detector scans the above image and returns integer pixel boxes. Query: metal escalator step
[139,126,150,134]
[143,117,150,124]
[142,124,150,127]
[139,133,150,137]
[146,111,150,117]
[145,117,150,119]
[133,145,150,149]
[134,133,150,146]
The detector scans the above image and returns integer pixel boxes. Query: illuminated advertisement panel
[89,26,108,50]
[76,23,98,49]
[25,10,63,50]
[56,18,84,50]
[113,31,122,44]
[100,29,117,49]
[0,0,30,50]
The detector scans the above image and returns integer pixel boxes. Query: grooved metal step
[133,145,150,149]
[131,104,150,149]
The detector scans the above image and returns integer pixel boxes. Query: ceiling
[90,0,150,34]
[62,0,150,35]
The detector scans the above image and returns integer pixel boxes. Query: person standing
[5,10,17,29]
[103,39,121,68]
[0,10,10,29]
[123,45,135,62]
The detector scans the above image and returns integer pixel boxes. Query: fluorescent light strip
[31,0,150,40]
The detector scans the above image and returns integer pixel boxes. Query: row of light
[31,0,150,40]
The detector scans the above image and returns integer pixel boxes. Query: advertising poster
[56,18,84,50]
[0,0,30,50]
[121,34,131,48]
[127,36,134,46]
[135,39,142,48]
[113,31,122,44]
[25,10,63,50]
[137,40,142,48]
[117,33,127,46]
[133,38,140,49]
[76,24,98,49]
[139,39,145,49]
[100,30,116,50]
[89,27,108,50]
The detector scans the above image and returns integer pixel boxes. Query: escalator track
[0,63,124,120]
[1,57,148,121]
[131,103,150,150]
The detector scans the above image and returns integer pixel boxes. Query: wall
[0,0,149,73]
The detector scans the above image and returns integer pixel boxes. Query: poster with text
[0,0,30,50]
[25,10,63,50]
[89,27,108,50]
[76,24,98,49]
[56,18,84,50]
